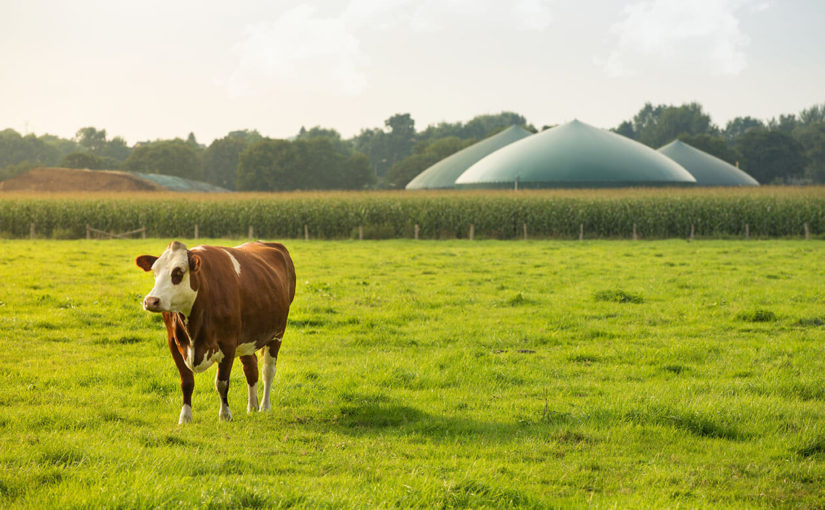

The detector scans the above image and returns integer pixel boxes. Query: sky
[1,0,823,145]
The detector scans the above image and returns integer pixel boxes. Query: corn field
[2,188,825,240]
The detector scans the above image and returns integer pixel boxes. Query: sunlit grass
[1,239,824,508]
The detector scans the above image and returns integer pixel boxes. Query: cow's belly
[235,340,260,357]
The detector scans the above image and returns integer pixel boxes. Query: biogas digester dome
[405,125,532,190]
[454,120,696,189]
[657,140,759,186]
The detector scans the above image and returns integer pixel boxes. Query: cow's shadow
[317,394,575,443]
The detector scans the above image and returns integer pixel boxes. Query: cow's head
[135,241,201,315]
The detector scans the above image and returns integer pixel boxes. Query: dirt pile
[0,167,163,192]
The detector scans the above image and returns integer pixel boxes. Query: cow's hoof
[247,404,258,414]
[178,405,192,424]
[219,407,233,421]
[259,402,271,412]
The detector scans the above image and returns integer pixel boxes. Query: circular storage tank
[455,120,696,189]
[658,140,759,186]
[406,125,533,190]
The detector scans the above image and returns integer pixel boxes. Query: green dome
[658,140,759,186]
[405,125,532,189]
[455,120,696,189]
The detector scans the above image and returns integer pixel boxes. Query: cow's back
[231,242,296,343]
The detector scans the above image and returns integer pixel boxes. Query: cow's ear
[135,255,157,272]
[188,252,201,273]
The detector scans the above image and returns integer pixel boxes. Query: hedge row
[2,189,825,240]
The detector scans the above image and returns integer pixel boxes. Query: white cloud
[226,4,367,97]
[600,0,765,78]
[226,0,554,97]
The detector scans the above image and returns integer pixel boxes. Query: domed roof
[405,125,533,190]
[658,140,759,186]
[455,120,696,189]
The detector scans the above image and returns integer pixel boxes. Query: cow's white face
[136,242,199,315]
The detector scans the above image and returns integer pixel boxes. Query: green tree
[99,136,131,163]
[613,121,635,139]
[735,129,806,184]
[793,123,825,182]
[237,139,296,191]
[723,116,764,142]
[799,104,825,125]
[0,129,60,170]
[122,140,203,180]
[383,137,473,189]
[617,103,717,147]
[237,136,375,191]
[74,127,131,165]
[768,114,797,133]
[677,133,741,165]
[75,127,108,155]
[61,152,104,169]
[203,136,248,190]
[384,113,416,171]
[352,127,390,180]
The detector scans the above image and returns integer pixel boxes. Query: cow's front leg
[260,339,282,412]
[168,336,194,424]
[240,354,259,413]
[215,354,235,421]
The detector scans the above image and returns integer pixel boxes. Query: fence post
[358,225,363,241]
[469,224,474,241]
[86,224,91,240]
[745,224,750,240]
[579,224,584,242]
[414,224,419,240]
[804,222,810,240]
[690,224,695,241]
[30,223,35,240]
[141,226,146,239]
[304,224,309,241]
[194,224,199,240]
[632,223,638,241]
[248,225,254,239]
[523,223,527,241]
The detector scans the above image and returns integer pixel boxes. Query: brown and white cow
[135,241,295,424]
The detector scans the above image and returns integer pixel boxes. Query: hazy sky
[1,0,823,144]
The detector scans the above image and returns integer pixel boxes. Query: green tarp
[406,125,532,189]
[658,140,759,186]
[455,120,696,189]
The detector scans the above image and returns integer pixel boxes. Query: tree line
[1,104,823,189]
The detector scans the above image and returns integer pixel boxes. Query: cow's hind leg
[260,339,282,412]
[215,355,234,421]
[240,354,259,413]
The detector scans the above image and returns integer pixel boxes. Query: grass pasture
[1,238,825,508]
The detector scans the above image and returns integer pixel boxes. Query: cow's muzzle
[143,296,162,312]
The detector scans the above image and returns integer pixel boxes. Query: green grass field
[1,238,824,508]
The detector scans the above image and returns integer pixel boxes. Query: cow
[135,241,295,424]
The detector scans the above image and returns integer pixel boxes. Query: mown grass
[1,238,824,508]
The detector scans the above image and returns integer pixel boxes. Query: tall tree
[735,129,806,184]
[793,123,825,183]
[677,133,741,165]
[0,129,60,169]
[61,152,104,169]
[383,137,473,189]
[75,127,108,155]
[768,114,797,133]
[723,116,764,142]
[384,113,416,171]
[798,104,825,126]
[122,140,203,180]
[203,136,248,190]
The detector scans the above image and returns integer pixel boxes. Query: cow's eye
[171,267,184,285]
